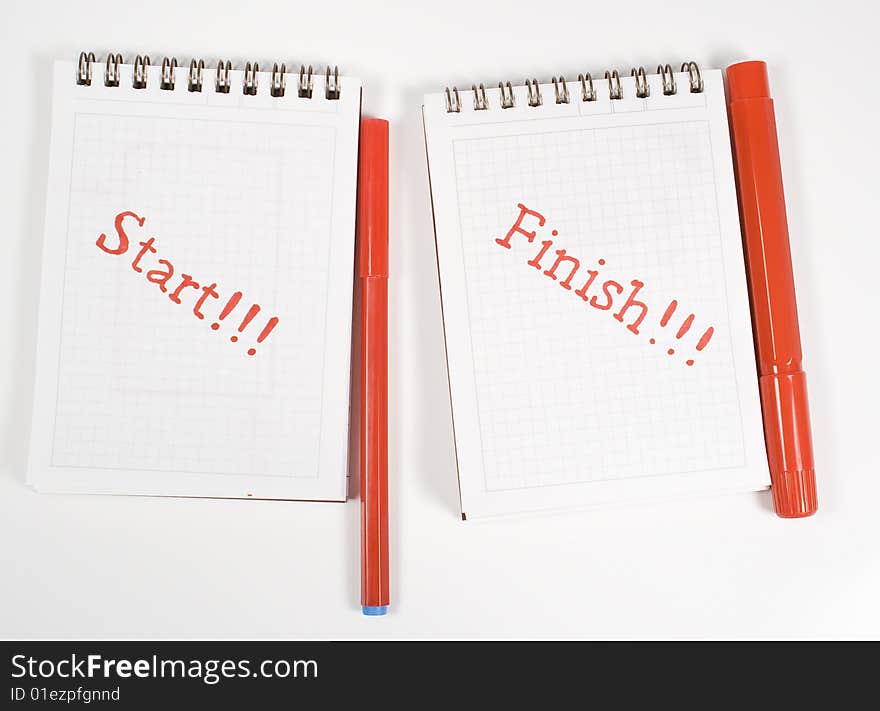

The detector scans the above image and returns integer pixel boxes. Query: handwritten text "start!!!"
[495,204,715,366]
[96,210,279,356]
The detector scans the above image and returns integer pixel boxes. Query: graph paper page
[424,70,769,518]
[27,61,360,500]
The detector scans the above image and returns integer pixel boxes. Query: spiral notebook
[27,53,361,500]
[423,64,771,519]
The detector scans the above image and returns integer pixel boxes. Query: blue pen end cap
[362,605,388,616]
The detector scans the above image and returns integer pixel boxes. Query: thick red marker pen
[727,61,817,517]
[358,118,390,613]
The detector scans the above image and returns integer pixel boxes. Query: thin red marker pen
[358,118,390,614]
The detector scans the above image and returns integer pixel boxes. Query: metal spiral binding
[299,65,313,98]
[578,73,596,102]
[160,57,177,90]
[605,70,622,100]
[105,54,122,87]
[443,61,704,112]
[325,66,340,100]
[552,76,569,104]
[631,67,649,98]
[681,61,703,93]
[216,60,232,93]
[189,60,204,92]
[657,64,676,95]
[133,55,150,89]
[445,86,461,113]
[74,52,343,99]
[472,84,488,111]
[271,63,286,97]
[499,81,515,109]
[243,62,259,95]
[77,52,95,85]
[525,78,542,107]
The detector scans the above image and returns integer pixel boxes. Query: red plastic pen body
[358,119,390,613]
[727,61,817,517]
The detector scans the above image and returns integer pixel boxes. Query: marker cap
[759,372,817,518]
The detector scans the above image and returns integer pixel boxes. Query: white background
[1,0,878,640]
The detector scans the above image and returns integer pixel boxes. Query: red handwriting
[96,210,279,356]
[496,203,715,366]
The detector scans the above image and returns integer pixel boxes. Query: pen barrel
[728,61,816,517]
[729,88,802,375]
[360,277,389,608]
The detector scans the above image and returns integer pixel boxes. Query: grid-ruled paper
[27,61,361,500]
[424,70,769,518]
